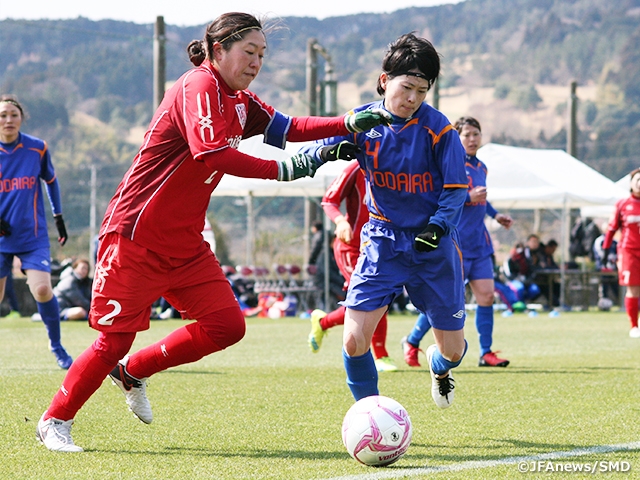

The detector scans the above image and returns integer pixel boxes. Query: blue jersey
[303,101,468,233]
[0,132,62,253]
[457,154,497,259]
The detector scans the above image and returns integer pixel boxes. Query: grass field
[2,309,640,479]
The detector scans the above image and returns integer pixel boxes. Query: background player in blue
[402,116,514,369]
[301,33,468,409]
[0,94,71,369]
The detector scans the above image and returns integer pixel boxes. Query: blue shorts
[463,255,494,282]
[0,247,52,277]
[345,222,466,331]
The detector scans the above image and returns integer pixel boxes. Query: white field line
[325,441,640,480]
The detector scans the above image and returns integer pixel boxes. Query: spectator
[504,241,541,305]
[538,239,561,307]
[308,221,324,265]
[601,168,640,337]
[593,224,619,306]
[53,258,92,320]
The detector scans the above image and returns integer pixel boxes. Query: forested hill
[1,0,639,238]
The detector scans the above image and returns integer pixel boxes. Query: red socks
[625,296,639,329]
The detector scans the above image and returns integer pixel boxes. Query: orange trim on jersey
[395,118,420,133]
[424,124,455,149]
[367,188,391,223]
[0,142,23,154]
[45,174,57,184]
[28,146,46,158]
[444,183,469,189]
[33,189,39,237]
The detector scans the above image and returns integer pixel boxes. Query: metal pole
[432,77,440,110]
[89,163,97,266]
[567,80,578,157]
[306,38,318,116]
[153,16,166,109]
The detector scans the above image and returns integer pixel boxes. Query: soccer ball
[341,395,412,467]
[597,297,613,311]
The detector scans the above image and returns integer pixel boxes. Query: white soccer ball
[597,297,613,311]
[341,395,412,467]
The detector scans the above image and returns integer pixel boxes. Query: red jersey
[603,195,640,251]
[101,60,347,258]
[321,161,368,248]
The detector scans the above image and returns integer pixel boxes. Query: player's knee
[30,282,53,302]
[199,306,246,350]
[343,332,366,357]
[92,332,136,365]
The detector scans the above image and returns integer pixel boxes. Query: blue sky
[0,0,463,26]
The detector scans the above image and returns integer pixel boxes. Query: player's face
[0,102,22,143]
[214,30,266,91]
[380,72,429,119]
[459,124,482,156]
[631,172,640,196]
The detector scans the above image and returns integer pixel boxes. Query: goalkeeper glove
[54,214,68,246]
[414,224,444,253]
[277,154,318,182]
[601,248,610,266]
[319,141,361,163]
[0,218,10,237]
[344,108,393,133]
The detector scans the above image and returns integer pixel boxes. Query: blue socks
[343,349,378,400]
[38,296,62,349]
[408,312,431,347]
[430,339,468,376]
[475,305,494,356]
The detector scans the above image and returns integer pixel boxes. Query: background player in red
[308,159,397,372]
[602,167,640,338]
[0,95,71,369]
[36,12,391,452]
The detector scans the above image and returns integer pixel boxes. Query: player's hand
[277,154,318,181]
[602,248,610,266]
[335,219,353,244]
[345,108,393,133]
[319,141,361,163]
[0,218,11,237]
[54,214,68,246]
[495,213,513,229]
[414,224,444,252]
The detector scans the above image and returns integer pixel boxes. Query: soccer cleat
[308,309,327,353]
[5,310,21,319]
[36,413,83,452]
[426,344,455,409]
[630,327,640,338]
[401,336,422,367]
[51,346,73,370]
[478,351,510,367]
[374,356,399,372]
[109,356,153,424]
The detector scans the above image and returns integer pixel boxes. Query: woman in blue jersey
[301,33,469,409]
[0,95,71,369]
[401,116,513,370]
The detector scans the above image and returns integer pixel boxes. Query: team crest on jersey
[236,104,247,129]
[365,130,382,139]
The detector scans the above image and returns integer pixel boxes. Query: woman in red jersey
[36,12,391,452]
[602,168,640,338]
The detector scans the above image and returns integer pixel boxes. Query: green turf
[2,310,640,479]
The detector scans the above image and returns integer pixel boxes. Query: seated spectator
[538,239,561,307]
[503,240,541,306]
[53,258,92,320]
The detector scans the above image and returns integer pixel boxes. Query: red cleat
[478,351,510,367]
[401,336,422,367]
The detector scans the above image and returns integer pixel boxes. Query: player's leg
[343,306,386,400]
[23,251,73,369]
[619,249,640,337]
[372,312,398,372]
[38,331,136,451]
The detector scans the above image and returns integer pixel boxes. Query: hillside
[1,0,640,263]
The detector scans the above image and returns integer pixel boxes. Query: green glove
[414,224,444,252]
[319,141,361,163]
[277,154,318,181]
[344,108,393,133]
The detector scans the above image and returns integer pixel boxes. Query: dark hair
[187,12,264,67]
[376,33,440,96]
[454,116,481,134]
[546,239,558,248]
[0,94,25,118]
[72,258,90,269]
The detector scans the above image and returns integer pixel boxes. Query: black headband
[387,70,429,80]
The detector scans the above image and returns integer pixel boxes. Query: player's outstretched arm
[344,108,392,133]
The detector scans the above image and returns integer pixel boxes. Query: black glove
[414,224,445,253]
[319,141,361,163]
[54,214,68,246]
[601,248,610,266]
[0,218,10,237]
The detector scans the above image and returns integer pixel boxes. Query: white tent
[478,143,624,306]
[580,174,629,220]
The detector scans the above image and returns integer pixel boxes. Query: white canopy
[478,143,624,210]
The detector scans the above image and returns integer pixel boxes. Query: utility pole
[567,80,578,158]
[153,16,166,109]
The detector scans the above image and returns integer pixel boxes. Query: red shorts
[333,240,360,288]
[89,233,238,333]
[618,247,640,286]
